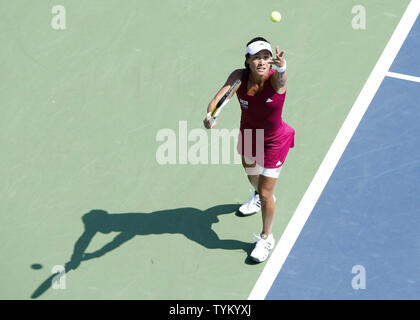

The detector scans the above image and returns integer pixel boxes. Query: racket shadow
[31,204,255,299]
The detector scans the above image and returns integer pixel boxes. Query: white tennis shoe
[250,233,275,263]
[238,193,276,216]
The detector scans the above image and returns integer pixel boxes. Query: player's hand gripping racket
[208,79,241,126]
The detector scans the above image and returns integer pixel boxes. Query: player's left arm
[270,45,287,94]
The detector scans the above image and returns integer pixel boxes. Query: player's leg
[250,166,282,262]
[258,174,278,236]
[242,156,259,189]
[238,156,261,216]
[239,157,279,216]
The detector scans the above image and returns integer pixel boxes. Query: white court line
[387,71,420,83]
[248,0,420,300]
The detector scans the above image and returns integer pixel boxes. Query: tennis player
[203,37,295,262]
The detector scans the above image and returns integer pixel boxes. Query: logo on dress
[276,160,282,166]
[266,98,273,103]
[239,99,249,109]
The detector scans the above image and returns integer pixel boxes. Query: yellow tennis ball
[270,11,281,23]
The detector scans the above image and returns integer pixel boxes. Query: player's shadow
[31,204,256,299]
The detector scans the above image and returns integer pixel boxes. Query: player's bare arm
[203,69,243,129]
[270,45,287,94]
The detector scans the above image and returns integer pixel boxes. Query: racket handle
[209,117,216,126]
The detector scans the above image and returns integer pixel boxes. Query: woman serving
[203,37,295,263]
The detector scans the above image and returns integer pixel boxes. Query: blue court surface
[266,14,420,299]
[390,13,420,76]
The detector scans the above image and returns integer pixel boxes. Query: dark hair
[244,37,271,70]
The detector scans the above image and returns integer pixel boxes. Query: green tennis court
[0,0,409,299]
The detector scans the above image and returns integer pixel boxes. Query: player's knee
[258,188,273,203]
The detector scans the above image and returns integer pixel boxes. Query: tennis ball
[270,11,281,23]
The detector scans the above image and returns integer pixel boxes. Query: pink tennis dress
[236,68,295,168]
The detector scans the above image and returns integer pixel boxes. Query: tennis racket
[209,79,242,126]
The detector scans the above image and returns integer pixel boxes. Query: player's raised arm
[203,69,243,129]
[270,45,287,92]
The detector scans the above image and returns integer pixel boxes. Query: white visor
[246,41,273,55]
